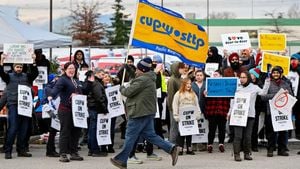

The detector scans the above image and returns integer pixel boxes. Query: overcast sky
[0,0,298,27]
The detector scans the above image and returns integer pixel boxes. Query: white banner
[205,63,219,77]
[221,33,251,50]
[229,93,251,127]
[3,43,34,63]
[33,66,48,86]
[178,106,199,136]
[192,117,209,143]
[287,72,299,98]
[270,101,293,132]
[17,85,32,117]
[72,95,88,128]
[97,114,112,145]
[271,88,297,114]
[105,85,125,118]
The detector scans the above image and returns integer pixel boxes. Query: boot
[59,153,70,162]
[233,142,241,161]
[70,153,84,161]
[234,154,242,161]
[244,153,253,160]
[267,148,273,157]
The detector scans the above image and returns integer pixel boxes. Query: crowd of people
[0,47,299,169]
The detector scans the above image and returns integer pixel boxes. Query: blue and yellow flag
[129,0,208,67]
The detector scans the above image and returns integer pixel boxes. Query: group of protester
[0,47,299,169]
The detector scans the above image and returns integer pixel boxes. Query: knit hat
[291,53,300,60]
[228,53,239,62]
[137,57,152,72]
[48,73,57,82]
[153,55,163,63]
[13,63,23,68]
[249,68,261,78]
[271,66,283,75]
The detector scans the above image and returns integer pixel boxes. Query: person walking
[110,57,179,169]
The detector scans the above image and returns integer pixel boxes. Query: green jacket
[120,71,157,119]
[167,62,182,112]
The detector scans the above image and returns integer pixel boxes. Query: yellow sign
[261,52,290,76]
[130,0,208,66]
[259,33,286,51]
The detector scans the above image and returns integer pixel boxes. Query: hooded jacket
[167,62,182,112]
[120,71,156,119]
[206,46,223,68]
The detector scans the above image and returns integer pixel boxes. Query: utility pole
[49,0,53,60]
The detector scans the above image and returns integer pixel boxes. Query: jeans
[114,114,174,164]
[5,104,30,153]
[87,109,100,154]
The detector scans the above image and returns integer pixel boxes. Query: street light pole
[49,0,53,60]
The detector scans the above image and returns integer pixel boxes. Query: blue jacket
[191,81,206,114]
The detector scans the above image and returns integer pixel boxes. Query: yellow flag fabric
[129,0,208,67]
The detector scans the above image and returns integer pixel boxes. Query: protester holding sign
[0,53,38,159]
[206,46,223,69]
[84,70,109,157]
[260,66,293,157]
[249,67,268,152]
[288,53,300,142]
[204,70,230,153]
[72,50,89,79]
[191,69,207,151]
[48,62,84,162]
[229,71,268,162]
[173,78,201,155]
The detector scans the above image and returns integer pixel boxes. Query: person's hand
[203,90,208,97]
[223,49,229,58]
[71,93,78,98]
[47,96,53,102]
[32,53,36,62]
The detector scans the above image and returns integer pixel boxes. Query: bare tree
[70,2,106,46]
[262,11,299,39]
[287,3,300,18]
[209,11,237,19]
[264,11,289,33]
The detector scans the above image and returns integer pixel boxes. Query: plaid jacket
[205,97,231,118]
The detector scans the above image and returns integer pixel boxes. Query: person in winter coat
[48,62,84,162]
[167,62,186,144]
[0,54,38,159]
[172,77,201,155]
[110,57,179,169]
[229,71,268,161]
[84,70,109,157]
[260,66,293,157]
[206,46,223,69]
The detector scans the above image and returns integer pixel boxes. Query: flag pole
[121,0,139,86]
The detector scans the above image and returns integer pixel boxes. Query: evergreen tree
[70,2,106,46]
[109,0,130,45]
